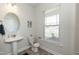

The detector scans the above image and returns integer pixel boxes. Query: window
[45,8,59,40]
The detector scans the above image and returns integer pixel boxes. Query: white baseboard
[40,46,62,55]
[75,52,79,55]
[0,52,11,55]
[7,53,12,55]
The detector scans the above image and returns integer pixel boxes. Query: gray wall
[0,4,35,54]
[34,3,76,55]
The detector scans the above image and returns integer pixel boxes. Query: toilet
[31,42,40,52]
[28,35,40,53]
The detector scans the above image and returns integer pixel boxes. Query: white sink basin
[5,36,23,43]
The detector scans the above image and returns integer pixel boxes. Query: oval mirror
[4,13,20,33]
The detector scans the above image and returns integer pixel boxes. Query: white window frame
[44,7,60,41]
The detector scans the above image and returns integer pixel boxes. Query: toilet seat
[33,43,40,47]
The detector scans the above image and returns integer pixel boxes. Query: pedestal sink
[3,13,22,55]
[5,36,23,55]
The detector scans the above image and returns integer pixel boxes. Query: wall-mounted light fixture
[7,3,17,12]
[8,3,16,7]
[11,3,16,7]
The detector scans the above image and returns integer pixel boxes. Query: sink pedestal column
[11,41,18,55]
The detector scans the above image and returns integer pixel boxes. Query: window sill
[46,37,59,41]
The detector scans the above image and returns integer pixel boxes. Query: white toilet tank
[28,35,35,45]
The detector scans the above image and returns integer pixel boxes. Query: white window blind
[45,7,60,40]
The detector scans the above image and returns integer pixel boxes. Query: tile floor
[19,48,53,55]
